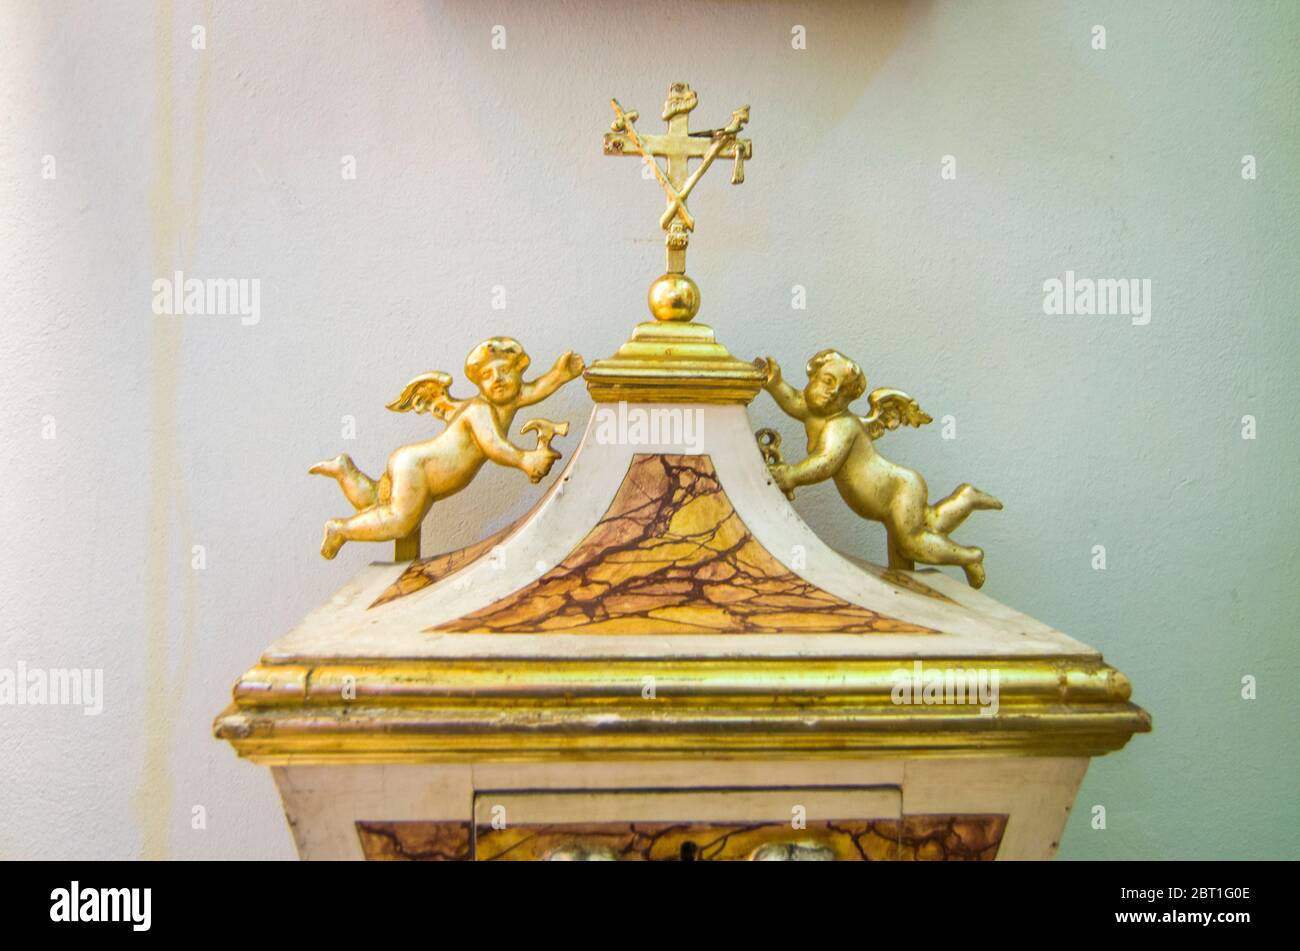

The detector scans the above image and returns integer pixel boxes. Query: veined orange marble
[862,563,956,604]
[429,454,935,634]
[370,518,522,608]
[353,814,1008,861]
[355,820,471,861]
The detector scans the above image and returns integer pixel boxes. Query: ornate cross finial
[604,83,752,321]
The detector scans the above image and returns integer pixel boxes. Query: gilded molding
[213,655,1150,764]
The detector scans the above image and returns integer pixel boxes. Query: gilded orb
[647,272,700,322]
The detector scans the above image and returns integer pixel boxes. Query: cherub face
[465,337,529,406]
[805,356,859,414]
[476,357,523,405]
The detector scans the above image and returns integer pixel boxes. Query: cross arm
[715,137,752,161]
[604,132,752,161]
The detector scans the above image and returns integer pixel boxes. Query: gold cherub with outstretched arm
[758,350,1002,588]
[309,338,584,560]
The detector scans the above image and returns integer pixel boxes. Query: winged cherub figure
[309,338,584,560]
[759,350,1001,588]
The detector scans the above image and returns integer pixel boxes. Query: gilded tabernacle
[215,83,1148,862]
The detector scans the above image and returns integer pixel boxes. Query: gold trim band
[214,656,1150,764]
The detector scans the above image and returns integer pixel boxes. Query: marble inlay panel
[355,820,472,861]
[353,815,1007,861]
[371,519,523,608]
[434,454,936,634]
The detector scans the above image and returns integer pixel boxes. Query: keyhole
[680,841,699,862]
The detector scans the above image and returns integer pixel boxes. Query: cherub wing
[385,372,466,421]
[860,387,932,440]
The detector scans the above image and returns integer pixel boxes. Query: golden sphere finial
[648,272,700,322]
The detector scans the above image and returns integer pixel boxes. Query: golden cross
[604,83,752,273]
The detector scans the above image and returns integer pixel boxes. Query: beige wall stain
[140,0,210,860]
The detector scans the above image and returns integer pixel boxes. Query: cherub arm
[464,406,555,481]
[464,406,526,468]
[772,416,856,493]
[758,356,809,421]
[519,351,585,407]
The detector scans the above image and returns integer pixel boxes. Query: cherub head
[465,337,530,405]
[804,349,866,415]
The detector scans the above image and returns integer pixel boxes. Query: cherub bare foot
[308,455,347,478]
[321,519,346,560]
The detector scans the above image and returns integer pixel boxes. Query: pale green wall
[1,0,1296,858]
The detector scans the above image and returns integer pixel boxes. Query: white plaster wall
[0,1,1296,859]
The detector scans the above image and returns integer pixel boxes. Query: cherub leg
[309,454,380,510]
[883,470,928,571]
[320,462,430,559]
[886,478,988,587]
[925,483,1002,536]
[886,532,916,571]
[895,531,987,589]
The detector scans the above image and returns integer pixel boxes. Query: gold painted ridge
[213,656,1150,764]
